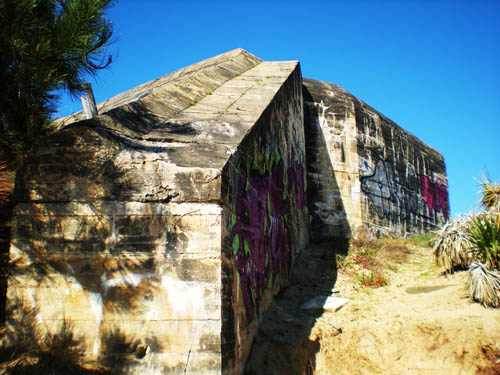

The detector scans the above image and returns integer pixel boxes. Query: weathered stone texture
[304,78,449,238]
[303,80,358,241]
[8,51,310,375]
[220,62,309,374]
[7,50,448,375]
[56,48,262,129]
[9,49,267,375]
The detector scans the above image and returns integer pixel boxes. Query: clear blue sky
[58,0,500,218]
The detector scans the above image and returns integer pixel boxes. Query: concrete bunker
[6,49,448,374]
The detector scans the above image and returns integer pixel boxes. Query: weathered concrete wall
[354,95,449,236]
[9,48,264,375]
[304,78,449,239]
[7,51,309,375]
[303,81,357,241]
[7,49,448,375]
[220,63,308,374]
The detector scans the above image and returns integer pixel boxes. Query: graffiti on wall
[230,150,305,322]
[420,175,449,220]
[360,159,449,225]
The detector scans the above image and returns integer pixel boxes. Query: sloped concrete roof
[17,50,301,203]
[56,48,262,130]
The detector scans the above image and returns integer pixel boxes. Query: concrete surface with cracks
[7,49,448,375]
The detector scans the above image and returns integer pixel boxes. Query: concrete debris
[300,296,350,312]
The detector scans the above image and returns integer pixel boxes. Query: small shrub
[433,216,473,273]
[467,262,500,308]
[335,254,351,271]
[406,233,435,247]
[467,214,500,270]
[351,254,376,269]
[356,270,387,288]
[477,175,500,212]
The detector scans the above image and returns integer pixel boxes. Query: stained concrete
[8,50,309,375]
[7,49,449,375]
[303,78,449,239]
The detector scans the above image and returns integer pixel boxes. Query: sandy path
[312,245,500,375]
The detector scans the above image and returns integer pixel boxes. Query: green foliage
[0,0,115,169]
[335,254,351,271]
[406,232,435,247]
[477,175,500,212]
[355,270,387,288]
[467,214,500,271]
[337,236,415,288]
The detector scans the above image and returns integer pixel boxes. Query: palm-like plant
[465,177,500,308]
[467,262,500,308]
[477,176,500,213]
[433,215,473,273]
[467,214,500,271]
[433,176,500,307]
[0,0,115,169]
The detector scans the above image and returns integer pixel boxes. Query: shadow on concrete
[243,240,341,375]
[0,298,107,375]
[244,85,353,374]
[98,328,151,374]
[0,199,13,325]
[302,83,351,253]
[5,111,166,373]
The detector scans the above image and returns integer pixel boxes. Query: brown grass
[337,235,420,288]
[356,270,388,288]
[433,216,473,273]
[467,262,500,308]
[475,345,500,375]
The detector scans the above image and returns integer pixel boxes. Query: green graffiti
[267,274,273,288]
[245,158,251,191]
[232,234,240,254]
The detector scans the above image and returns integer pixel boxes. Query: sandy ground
[311,244,500,375]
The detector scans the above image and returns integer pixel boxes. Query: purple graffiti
[420,176,449,220]
[231,157,305,322]
[288,162,306,209]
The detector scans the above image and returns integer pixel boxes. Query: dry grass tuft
[467,262,500,308]
[356,270,388,288]
[433,216,473,273]
[475,345,500,375]
[337,236,417,289]
[477,175,500,213]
